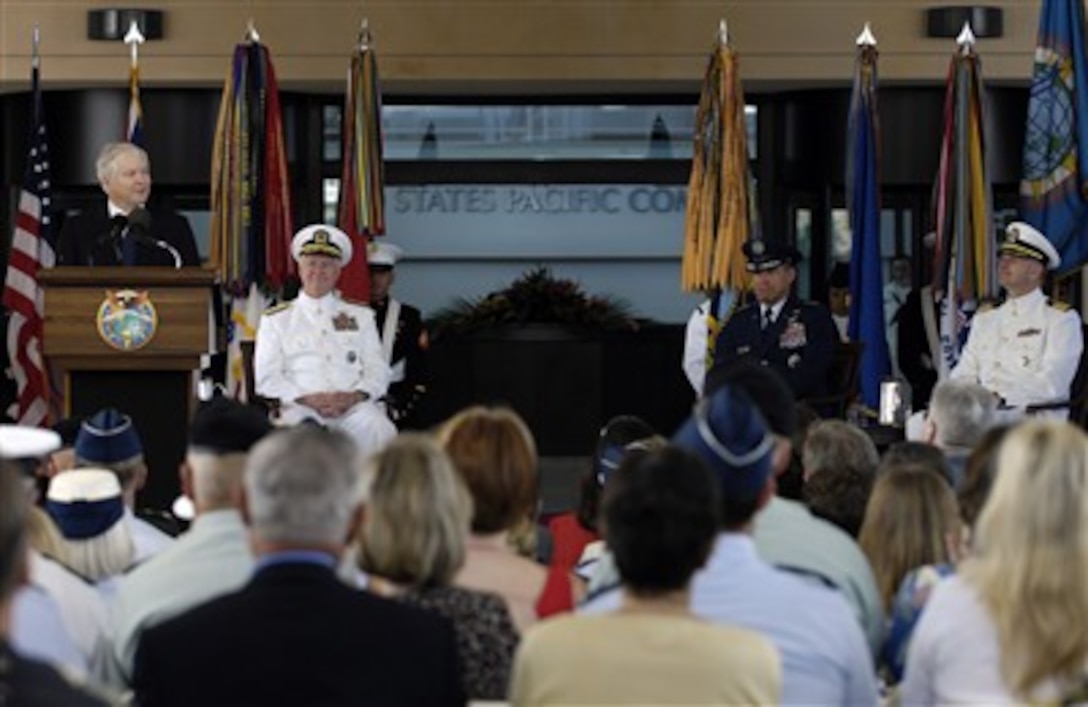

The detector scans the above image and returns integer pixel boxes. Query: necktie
[121,230,139,266]
[762,307,774,330]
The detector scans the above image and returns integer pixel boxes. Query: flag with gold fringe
[337,20,386,302]
[680,23,757,369]
[932,26,996,380]
[210,30,294,399]
[124,21,145,146]
[846,29,891,410]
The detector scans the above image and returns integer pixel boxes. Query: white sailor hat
[1000,222,1061,270]
[0,425,62,460]
[367,241,403,270]
[291,224,353,266]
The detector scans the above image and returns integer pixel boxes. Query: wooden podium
[39,266,218,510]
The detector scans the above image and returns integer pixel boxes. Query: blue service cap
[75,408,143,466]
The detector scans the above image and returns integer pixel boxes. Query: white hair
[187,451,246,509]
[929,380,997,449]
[59,520,134,581]
[95,142,149,185]
[244,426,364,547]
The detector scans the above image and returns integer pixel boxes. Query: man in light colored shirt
[583,384,879,706]
[98,398,272,687]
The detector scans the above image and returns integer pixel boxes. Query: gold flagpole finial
[718,19,729,48]
[245,19,261,44]
[956,20,976,54]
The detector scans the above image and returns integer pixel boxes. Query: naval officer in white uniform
[950,221,1083,415]
[254,224,396,454]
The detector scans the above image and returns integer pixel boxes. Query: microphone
[91,214,128,265]
[126,208,182,269]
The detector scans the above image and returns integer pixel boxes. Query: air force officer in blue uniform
[712,240,837,400]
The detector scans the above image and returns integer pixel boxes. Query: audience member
[902,421,1088,703]
[921,380,997,487]
[957,425,1011,534]
[547,415,657,575]
[2,425,106,677]
[101,398,272,687]
[132,425,464,706]
[514,446,781,705]
[583,385,878,705]
[879,440,953,485]
[858,464,963,683]
[800,420,879,537]
[358,434,519,700]
[0,462,114,705]
[254,224,396,454]
[438,405,574,629]
[45,469,135,590]
[74,409,173,562]
[711,360,884,656]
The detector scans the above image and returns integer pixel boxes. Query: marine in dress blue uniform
[711,240,837,400]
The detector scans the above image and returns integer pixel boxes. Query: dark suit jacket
[712,293,837,399]
[57,206,200,267]
[132,561,465,707]
[0,640,110,707]
[897,288,940,408]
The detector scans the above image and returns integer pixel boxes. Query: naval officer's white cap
[291,224,353,267]
[1001,221,1061,270]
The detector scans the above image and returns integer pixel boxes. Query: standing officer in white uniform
[255,224,396,454]
[950,221,1083,413]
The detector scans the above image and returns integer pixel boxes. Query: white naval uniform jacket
[254,291,391,404]
[950,288,1083,407]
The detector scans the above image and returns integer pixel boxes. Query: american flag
[3,55,54,426]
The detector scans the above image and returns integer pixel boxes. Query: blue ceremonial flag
[846,41,890,410]
[1020,0,1088,274]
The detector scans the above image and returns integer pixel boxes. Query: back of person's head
[244,426,362,548]
[803,465,874,538]
[928,380,997,449]
[964,421,1088,697]
[704,359,797,438]
[74,408,146,492]
[186,398,273,510]
[357,433,473,588]
[576,415,660,531]
[802,419,879,482]
[880,440,953,486]
[602,446,720,596]
[436,405,538,535]
[0,463,29,602]
[672,384,776,529]
[859,463,961,610]
[45,468,134,580]
[958,425,1011,530]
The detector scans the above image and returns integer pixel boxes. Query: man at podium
[56,142,200,268]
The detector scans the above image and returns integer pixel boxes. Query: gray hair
[0,463,29,600]
[802,419,879,480]
[244,426,363,547]
[59,521,134,581]
[187,451,247,510]
[95,142,148,184]
[929,380,996,449]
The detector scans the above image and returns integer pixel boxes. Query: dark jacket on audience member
[132,561,465,707]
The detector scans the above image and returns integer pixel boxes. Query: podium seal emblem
[96,289,158,351]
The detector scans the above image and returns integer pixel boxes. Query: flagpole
[124,20,144,67]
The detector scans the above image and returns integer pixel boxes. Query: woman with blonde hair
[858,463,963,683]
[436,405,574,631]
[901,421,1088,703]
[358,433,519,700]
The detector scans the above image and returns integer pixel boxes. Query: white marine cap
[0,425,61,459]
[1001,221,1061,270]
[367,241,403,269]
[290,224,353,266]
